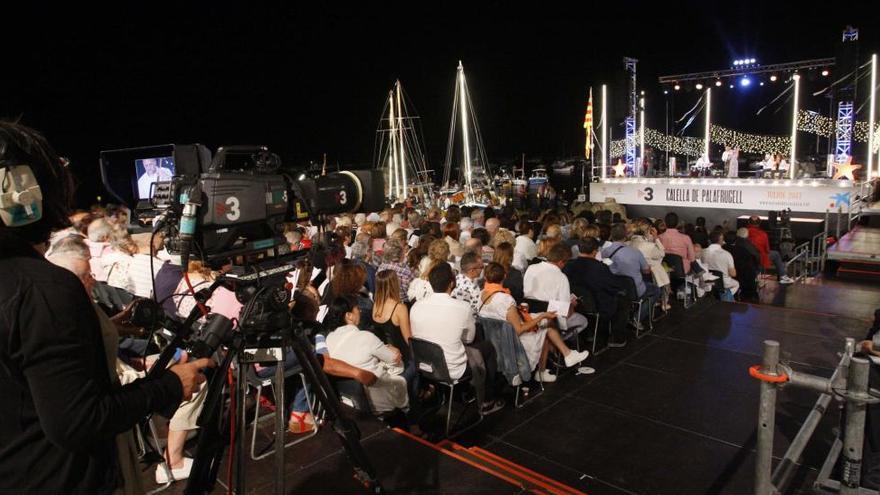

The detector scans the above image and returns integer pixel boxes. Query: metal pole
[836,205,843,239]
[840,357,871,494]
[274,358,286,494]
[755,340,781,495]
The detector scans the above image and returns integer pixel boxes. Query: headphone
[0,137,44,227]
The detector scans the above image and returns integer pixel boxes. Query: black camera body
[100,144,384,267]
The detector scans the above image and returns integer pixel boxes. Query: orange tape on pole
[749,365,789,383]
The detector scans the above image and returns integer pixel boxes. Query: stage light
[740,77,751,87]
[729,84,734,88]
[793,73,801,81]
[695,83,704,90]
[821,69,829,76]
[760,81,765,86]
[733,60,740,66]
[750,58,756,64]
[715,80,722,87]
[770,74,778,82]
[663,90,668,95]
[674,84,680,91]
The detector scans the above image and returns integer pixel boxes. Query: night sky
[3,2,877,205]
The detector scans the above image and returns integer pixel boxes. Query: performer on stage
[694,154,711,176]
[726,147,739,178]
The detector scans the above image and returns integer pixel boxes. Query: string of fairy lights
[606,112,880,158]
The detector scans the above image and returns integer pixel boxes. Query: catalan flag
[583,88,593,159]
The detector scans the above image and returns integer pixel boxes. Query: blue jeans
[256,350,310,414]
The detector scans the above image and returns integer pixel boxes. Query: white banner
[590,178,858,213]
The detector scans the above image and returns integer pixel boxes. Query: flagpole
[602,84,607,180]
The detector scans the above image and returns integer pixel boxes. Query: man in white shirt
[513,220,537,270]
[410,262,504,415]
[523,243,588,335]
[451,251,483,316]
[136,158,173,199]
[701,230,739,298]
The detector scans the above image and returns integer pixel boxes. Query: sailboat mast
[395,81,407,202]
[388,91,400,200]
[458,61,473,196]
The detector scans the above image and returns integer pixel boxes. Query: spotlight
[770,74,778,82]
[695,83,704,90]
[793,73,801,81]
[674,84,681,91]
[740,76,751,87]
[715,80,722,87]
[663,90,668,95]
[821,69,829,76]
[729,84,734,88]
[750,58,756,64]
[760,81,765,86]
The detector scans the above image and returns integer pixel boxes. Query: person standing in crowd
[0,121,210,494]
[745,216,795,284]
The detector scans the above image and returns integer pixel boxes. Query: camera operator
[0,121,213,494]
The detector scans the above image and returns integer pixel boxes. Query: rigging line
[676,95,704,124]
[756,84,793,115]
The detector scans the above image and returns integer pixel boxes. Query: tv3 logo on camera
[637,187,654,201]
[214,190,289,222]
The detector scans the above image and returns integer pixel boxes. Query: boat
[374,80,433,205]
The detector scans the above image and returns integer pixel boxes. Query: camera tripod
[142,277,382,494]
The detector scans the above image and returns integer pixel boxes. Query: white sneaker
[511,374,523,387]
[702,273,719,281]
[779,275,795,284]
[563,350,590,368]
[537,370,557,383]
[155,457,193,484]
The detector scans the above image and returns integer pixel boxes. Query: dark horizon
[3,2,877,205]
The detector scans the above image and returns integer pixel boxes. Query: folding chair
[477,317,543,408]
[664,253,696,309]
[571,285,610,356]
[411,338,482,437]
[614,275,654,338]
[246,364,319,461]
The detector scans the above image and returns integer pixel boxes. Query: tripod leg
[289,332,383,493]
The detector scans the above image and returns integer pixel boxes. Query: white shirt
[701,244,740,292]
[410,292,475,379]
[136,167,173,199]
[523,261,572,329]
[326,324,398,378]
[514,235,537,270]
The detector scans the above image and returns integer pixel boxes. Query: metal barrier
[752,338,880,494]
[786,230,828,282]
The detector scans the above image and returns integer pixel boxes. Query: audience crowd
[45,198,797,485]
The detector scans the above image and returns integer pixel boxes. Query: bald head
[485,218,500,237]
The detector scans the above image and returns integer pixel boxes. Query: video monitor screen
[134,156,175,199]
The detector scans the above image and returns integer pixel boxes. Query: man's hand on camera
[169,353,215,400]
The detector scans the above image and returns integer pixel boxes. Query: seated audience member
[658,212,697,274]
[746,216,794,284]
[86,217,115,281]
[409,238,451,303]
[514,219,538,269]
[524,243,588,337]
[564,237,630,347]
[480,263,588,382]
[324,295,409,413]
[376,239,414,303]
[567,217,589,257]
[702,230,739,300]
[325,259,374,330]
[602,223,659,324]
[690,216,710,248]
[410,263,505,415]
[471,227,494,262]
[724,230,759,299]
[349,239,377,294]
[629,219,671,311]
[470,208,485,228]
[485,217,501,242]
[492,241,524,302]
[536,224,563,260]
[735,227,762,268]
[372,270,419,400]
[451,251,484,315]
[443,221,465,258]
[370,221,387,257]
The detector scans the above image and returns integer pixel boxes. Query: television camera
[100,144,385,494]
